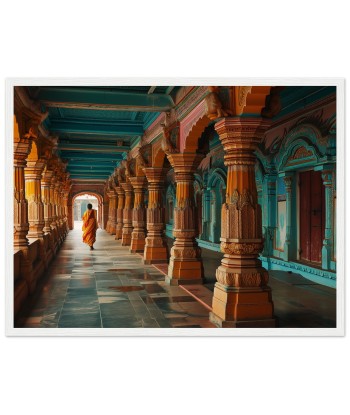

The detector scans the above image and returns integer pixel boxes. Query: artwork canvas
[5,78,344,336]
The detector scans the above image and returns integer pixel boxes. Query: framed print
[5,78,345,336]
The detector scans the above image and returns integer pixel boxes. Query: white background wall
[0,2,348,415]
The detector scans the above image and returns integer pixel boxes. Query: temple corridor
[15,226,336,329]
[12,84,337,329]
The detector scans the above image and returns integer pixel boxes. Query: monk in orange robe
[82,203,98,250]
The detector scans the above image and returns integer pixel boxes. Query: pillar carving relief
[14,132,32,249]
[209,117,276,327]
[143,167,169,264]
[41,168,54,233]
[107,187,117,235]
[129,176,147,253]
[121,181,134,246]
[165,153,204,285]
[24,159,45,239]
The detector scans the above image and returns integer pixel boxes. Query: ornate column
[105,187,112,233]
[14,126,32,249]
[107,189,117,234]
[143,167,169,264]
[41,169,53,234]
[321,167,335,270]
[165,153,204,285]
[50,177,57,231]
[121,181,134,246]
[209,117,276,328]
[115,185,125,240]
[54,179,63,241]
[129,176,147,253]
[281,172,294,262]
[24,159,45,239]
[62,193,69,232]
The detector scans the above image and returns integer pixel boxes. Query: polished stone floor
[15,225,336,329]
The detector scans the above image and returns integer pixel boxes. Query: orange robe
[82,209,98,247]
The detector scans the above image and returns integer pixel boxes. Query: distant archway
[71,191,104,229]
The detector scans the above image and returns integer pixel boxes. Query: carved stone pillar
[105,192,112,232]
[321,167,335,270]
[121,181,134,246]
[107,190,117,234]
[63,193,69,233]
[115,185,125,240]
[129,176,147,253]
[24,161,45,239]
[50,178,57,231]
[143,168,169,264]
[41,170,53,233]
[14,137,31,249]
[55,181,64,237]
[209,118,276,328]
[165,153,204,285]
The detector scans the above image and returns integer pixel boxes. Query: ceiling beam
[49,119,144,135]
[59,143,129,153]
[59,151,124,160]
[36,87,174,112]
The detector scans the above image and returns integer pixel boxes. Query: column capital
[120,181,133,193]
[143,167,168,183]
[278,172,294,191]
[166,152,204,174]
[128,176,147,190]
[215,116,270,141]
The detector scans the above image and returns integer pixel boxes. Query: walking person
[82,203,98,250]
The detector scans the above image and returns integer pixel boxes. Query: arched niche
[278,138,321,173]
[206,168,227,243]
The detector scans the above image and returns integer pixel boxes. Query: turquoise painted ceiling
[26,86,179,181]
[26,85,336,181]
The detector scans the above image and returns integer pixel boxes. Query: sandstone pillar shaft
[24,162,45,239]
[121,182,134,245]
[107,190,117,235]
[210,118,276,328]
[143,168,168,264]
[14,154,30,249]
[41,170,53,233]
[115,186,125,239]
[165,153,204,285]
[50,178,57,231]
[129,177,147,253]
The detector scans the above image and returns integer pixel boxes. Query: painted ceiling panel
[27,85,335,182]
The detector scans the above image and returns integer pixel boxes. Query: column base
[121,233,132,246]
[130,240,145,253]
[115,227,123,239]
[167,258,203,285]
[210,282,276,327]
[165,275,203,286]
[143,246,169,264]
[209,312,277,328]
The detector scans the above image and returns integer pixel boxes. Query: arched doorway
[71,192,104,229]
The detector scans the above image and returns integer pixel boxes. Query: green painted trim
[260,256,336,288]
[196,238,221,253]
